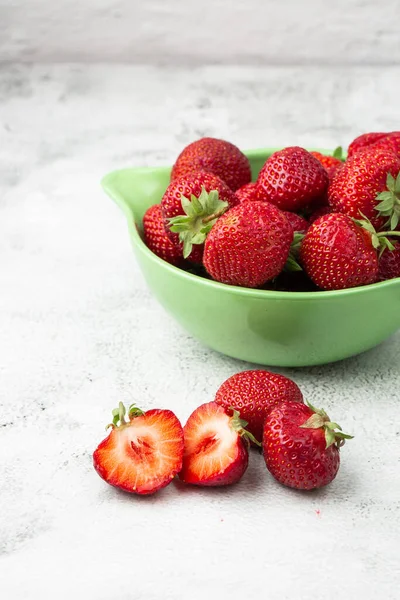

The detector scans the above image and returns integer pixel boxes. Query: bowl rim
[101,147,400,301]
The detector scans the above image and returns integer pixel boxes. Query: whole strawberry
[93,403,184,495]
[162,172,238,260]
[328,147,400,230]
[378,242,400,281]
[256,146,329,211]
[300,213,379,290]
[310,148,343,181]
[347,132,387,157]
[263,401,353,490]
[348,131,400,158]
[179,401,259,486]
[143,204,183,266]
[203,201,293,288]
[215,370,304,443]
[171,137,251,191]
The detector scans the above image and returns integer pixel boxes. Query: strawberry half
[179,402,259,486]
[93,402,184,495]
[263,401,353,490]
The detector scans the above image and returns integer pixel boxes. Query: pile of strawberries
[93,370,352,496]
[143,133,400,291]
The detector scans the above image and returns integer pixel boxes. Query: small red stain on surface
[315,509,321,517]
[220,518,224,522]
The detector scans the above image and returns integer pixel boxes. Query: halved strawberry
[93,403,184,495]
[179,402,259,486]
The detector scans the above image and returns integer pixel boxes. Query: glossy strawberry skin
[179,402,249,486]
[263,402,340,490]
[256,146,329,211]
[310,151,343,181]
[348,132,387,157]
[328,147,400,230]
[378,243,400,281]
[348,131,400,158]
[171,137,251,191]
[300,213,379,290]
[203,201,293,288]
[143,204,183,266]
[93,409,184,496]
[235,182,260,203]
[215,370,304,443]
[161,172,238,263]
[282,211,309,234]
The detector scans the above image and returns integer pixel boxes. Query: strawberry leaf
[333,146,343,160]
[386,173,396,193]
[167,187,229,259]
[395,172,400,195]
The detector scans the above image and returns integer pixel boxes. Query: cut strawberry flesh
[93,409,184,495]
[179,402,243,484]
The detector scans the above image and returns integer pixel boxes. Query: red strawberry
[300,213,379,290]
[347,132,388,157]
[263,401,353,490]
[215,370,304,443]
[308,205,331,224]
[162,172,238,260]
[256,146,329,211]
[203,201,293,288]
[310,148,343,181]
[370,134,400,158]
[171,137,251,191]
[328,147,400,230]
[348,131,400,158]
[93,403,184,495]
[179,402,258,486]
[378,242,400,281]
[143,204,183,266]
[235,182,261,203]
[282,211,309,234]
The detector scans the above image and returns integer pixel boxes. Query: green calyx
[229,407,261,447]
[285,232,304,272]
[353,213,400,257]
[375,172,400,231]
[106,402,145,430]
[332,146,344,160]
[300,401,353,449]
[168,186,228,259]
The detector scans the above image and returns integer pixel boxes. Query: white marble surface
[1,64,400,599]
[2,0,400,65]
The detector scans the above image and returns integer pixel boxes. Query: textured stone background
[1,4,400,600]
[1,0,400,64]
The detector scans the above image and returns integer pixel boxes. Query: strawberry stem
[202,206,228,224]
[168,187,229,259]
[229,407,262,447]
[106,402,144,430]
[300,401,353,449]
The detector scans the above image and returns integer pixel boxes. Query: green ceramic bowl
[101,147,400,367]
